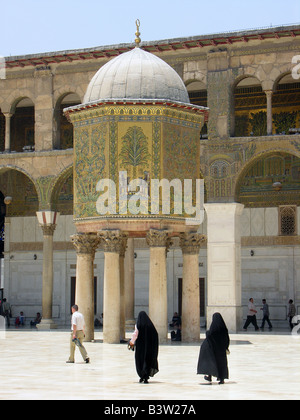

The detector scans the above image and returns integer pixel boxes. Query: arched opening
[234,76,266,137]
[10,98,35,152]
[0,168,38,217]
[0,168,38,272]
[187,81,208,138]
[54,93,81,150]
[235,151,300,207]
[272,73,300,134]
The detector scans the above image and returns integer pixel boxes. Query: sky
[1,0,300,57]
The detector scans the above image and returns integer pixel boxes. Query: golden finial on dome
[135,19,141,47]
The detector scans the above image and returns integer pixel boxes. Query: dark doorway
[70,276,97,314]
[178,277,205,317]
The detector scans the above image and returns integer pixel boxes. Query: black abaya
[135,311,159,381]
[197,313,230,381]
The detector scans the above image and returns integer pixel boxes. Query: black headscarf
[197,312,230,380]
[135,311,159,380]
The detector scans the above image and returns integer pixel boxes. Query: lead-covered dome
[83,47,190,104]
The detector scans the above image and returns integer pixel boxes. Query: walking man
[260,299,273,330]
[243,298,259,331]
[66,305,90,364]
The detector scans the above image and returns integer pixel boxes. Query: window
[279,205,297,236]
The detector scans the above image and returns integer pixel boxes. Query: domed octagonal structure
[65,44,208,235]
[64,33,208,344]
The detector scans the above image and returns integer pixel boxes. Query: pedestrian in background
[243,298,259,331]
[260,299,273,331]
[66,305,90,364]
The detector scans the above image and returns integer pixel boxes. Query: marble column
[4,113,12,152]
[180,232,206,342]
[125,238,135,329]
[119,235,128,341]
[265,90,273,135]
[204,203,244,333]
[71,233,100,342]
[36,211,59,330]
[146,229,171,344]
[98,230,128,344]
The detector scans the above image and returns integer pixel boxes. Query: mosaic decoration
[163,122,199,181]
[74,122,107,218]
[0,170,38,216]
[202,132,300,204]
[234,83,300,137]
[119,126,151,180]
[67,104,204,221]
[237,153,300,207]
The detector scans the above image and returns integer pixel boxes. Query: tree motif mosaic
[119,126,151,179]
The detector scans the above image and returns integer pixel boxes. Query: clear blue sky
[1,0,300,57]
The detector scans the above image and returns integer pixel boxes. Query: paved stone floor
[0,328,299,400]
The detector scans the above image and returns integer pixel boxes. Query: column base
[206,306,242,333]
[36,319,58,330]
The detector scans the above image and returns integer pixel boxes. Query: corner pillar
[204,203,244,333]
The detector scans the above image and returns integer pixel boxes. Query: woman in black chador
[197,312,230,384]
[129,311,159,383]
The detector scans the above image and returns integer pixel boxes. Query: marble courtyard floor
[0,328,299,400]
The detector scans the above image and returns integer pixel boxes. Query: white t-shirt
[71,311,85,331]
[247,301,257,316]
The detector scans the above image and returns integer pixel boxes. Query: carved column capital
[3,112,13,119]
[146,229,171,248]
[179,232,206,255]
[71,233,100,256]
[98,230,128,254]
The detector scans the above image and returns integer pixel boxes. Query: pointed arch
[0,166,39,216]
